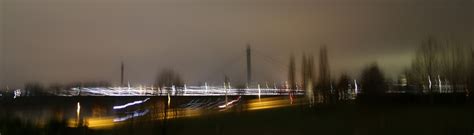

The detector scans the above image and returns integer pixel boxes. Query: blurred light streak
[113,109,149,122]
[113,98,150,110]
[13,89,21,99]
[247,97,294,111]
[167,93,171,107]
[86,117,115,129]
[354,80,359,94]
[64,86,305,96]
[77,102,81,116]
[428,76,432,90]
[205,82,208,94]
[152,108,204,120]
[258,84,261,101]
[218,96,241,108]
[68,117,116,129]
[438,75,442,93]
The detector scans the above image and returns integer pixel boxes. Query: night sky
[1,0,473,88]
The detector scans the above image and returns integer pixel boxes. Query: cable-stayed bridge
[52,45,302,96]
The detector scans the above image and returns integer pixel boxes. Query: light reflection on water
[2,96,301,129]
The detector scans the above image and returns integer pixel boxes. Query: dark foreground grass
[160,104,474,135]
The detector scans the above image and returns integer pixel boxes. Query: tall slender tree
[302,54,307,90]
[318,46,331,102]
[469,49,474,96]
[302,53,316,102]
[288,55,296,90]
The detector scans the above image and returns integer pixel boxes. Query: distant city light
[13,89,21,99]
[77,102,81,115]
[258,84,261,101]
[167,93,171,107]
[438,75,442,93]
[428,76,432,90]
[354,80,358,94]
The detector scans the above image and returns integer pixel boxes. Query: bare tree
[410,36,440,93]
[410,36,471,93]
[440,39,470,93]
[302,54,316,95]
[318,46,331,102]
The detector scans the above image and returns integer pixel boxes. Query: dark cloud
[1,0,473,87]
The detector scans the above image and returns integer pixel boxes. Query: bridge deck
[59,87,305,96]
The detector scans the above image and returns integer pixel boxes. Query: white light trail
[205,82,208,94]
[113,109,149,122]
[77,102,81,115]
[258,84,261,100]
[113,98,150,110]
[62,86,305,97]
[218,96,241,108]
[354,80,358,94]
[428,76,432,90]
[167,93,171,106]
[438,75,442,93]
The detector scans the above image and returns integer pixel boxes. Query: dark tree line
[407,36,472,93]
[289,45,392,103]
[155,69,184,88]
[155,68,184,95]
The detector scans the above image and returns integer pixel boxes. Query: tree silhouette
[336,74,351,101]
[318,46,331,102]
[301,54,317,103]
[288,55,296,90]
[360,63,386,96]
[469,49,474,96]
[155,69,184,90]
[49,83,64,95]
[302,54,308,90]
[24,82,49,96]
